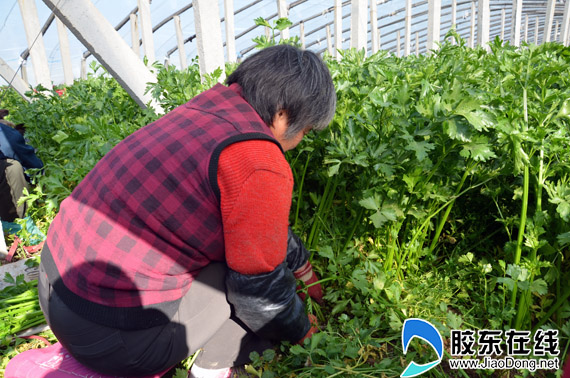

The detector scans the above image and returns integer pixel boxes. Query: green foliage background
[1,35,569,377]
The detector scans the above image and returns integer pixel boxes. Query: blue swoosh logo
[401,318,444,377]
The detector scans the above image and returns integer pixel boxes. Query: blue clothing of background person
[0,114,43,222]
[0,122,44,170]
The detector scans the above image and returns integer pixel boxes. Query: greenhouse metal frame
[1,0,569,109]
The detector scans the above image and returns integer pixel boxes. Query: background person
[0,109,44,222]
[38,44,336,378]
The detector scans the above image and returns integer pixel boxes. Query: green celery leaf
[556,201,570,222]
[261,371,275,378]
[459,135,496,161]
[461,109,495,131]
[262,349,276,361]
[317,245,334,259]
[443,118,471,142]
[374,163,396,179]
[324,365,336,374]
[529,279,548,295]
[289,345,307,355]
[557,231,570,247]
[369,87,391,107]
[351,269,369,294]
[370,208,397,228]
[52,130,69,144]
[447,311,463,329]
[455,98,480,114]
[359,196,378,211]
[405,140,435,162]
[2,273,15,284]
[254,17,271,27]
[331,299,350,315]
[388,309,402,331]
[275,18,293,30]
[324,158,341,176]
[458,252,475,264]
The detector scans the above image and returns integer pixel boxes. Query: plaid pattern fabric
[47,83,279,307]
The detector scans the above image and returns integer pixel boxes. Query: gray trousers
[0,158,28,222]
[38,261,273,376]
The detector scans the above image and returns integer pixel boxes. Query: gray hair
[226,44,336,138]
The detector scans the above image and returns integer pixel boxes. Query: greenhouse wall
[0,0,569,103]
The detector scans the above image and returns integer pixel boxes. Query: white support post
[415,31,419,55]
[193,0,225,79]
[299,22,305,49]
[42,0,162,112]
[18,0,52,88]
[469,1,475,48]
[326,25,333,56]
[80,57,86,80]
[477,0,490,50]
[0,57,31,102]
[277,0,290,39]
[562,0,570,46]
[404,0,412,56]
[451,0,457,44]
[501,8,506,40]
[426,0,442,53]
[544,0,556,42]
[224,0,237,62]
[21,62,28,83]
[396,29,401,57]
[524,14,529,42]
[130,13,140,56]
[55,17,74,85]
[511,0,522,46]
[351,0,368,53]
[173,15,187,69]
[137,0,155,63]
[535,16,539,44]
[334,0,343,59]
[370,0,378,54]
[554,20,559,41]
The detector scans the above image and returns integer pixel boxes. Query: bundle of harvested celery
[0,277,45,340]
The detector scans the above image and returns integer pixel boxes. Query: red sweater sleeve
[217,140,293,274]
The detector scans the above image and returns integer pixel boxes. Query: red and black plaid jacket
[42,83,282,329]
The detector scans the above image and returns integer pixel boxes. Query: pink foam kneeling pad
[5,342,168,378]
